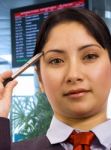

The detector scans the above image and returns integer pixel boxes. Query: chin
[68,109,95,119]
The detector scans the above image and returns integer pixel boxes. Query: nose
[65,60,84,85]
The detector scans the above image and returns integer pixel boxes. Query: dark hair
[34,8,111,69]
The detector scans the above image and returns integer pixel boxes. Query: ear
[34,66,45,93]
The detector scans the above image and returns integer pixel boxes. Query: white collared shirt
[47,116,111,150]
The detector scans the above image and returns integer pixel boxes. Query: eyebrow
[44,49,65,55]
[79,44,102,51]
[43,44,102,55]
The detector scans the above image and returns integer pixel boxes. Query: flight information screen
[11,0,88,67]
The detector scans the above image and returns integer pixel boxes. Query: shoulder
[11,135,51,150]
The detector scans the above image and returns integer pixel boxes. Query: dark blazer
[0,118,64,150]
[0,118,11,150]
[12,136,65,150]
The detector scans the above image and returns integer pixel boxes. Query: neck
[55,111,108,130]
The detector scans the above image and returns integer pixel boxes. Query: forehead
[43,22,100,52]
[46,22,95,43]
[48,21,83,36]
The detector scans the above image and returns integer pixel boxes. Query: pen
[3,52,43,86]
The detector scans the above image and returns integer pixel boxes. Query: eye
[83,53,99,62]
[49,58,64,65]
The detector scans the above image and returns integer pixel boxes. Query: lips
[63,89,90,98]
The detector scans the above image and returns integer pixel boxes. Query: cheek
[40,68,64,109]
[40,67,63,94]
[96,65,111,85]
[89,62,111,96]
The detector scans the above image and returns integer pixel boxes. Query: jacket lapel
[12,135,65,150]
[39,136,65,150]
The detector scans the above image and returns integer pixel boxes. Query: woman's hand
[0,71,17,118]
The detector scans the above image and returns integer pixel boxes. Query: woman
[0,8,111,150]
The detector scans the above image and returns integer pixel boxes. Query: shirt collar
[46,116,73,144]
[47,116,111,148]
[92,119,111,148]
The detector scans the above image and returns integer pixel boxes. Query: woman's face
[39,22,111,120]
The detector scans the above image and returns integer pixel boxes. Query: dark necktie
[67,131,95,150]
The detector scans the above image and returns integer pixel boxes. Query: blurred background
[0,0,111,142]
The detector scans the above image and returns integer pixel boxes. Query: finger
[0,80,17,118]
[3,80,18,100]
[0,71,13,99]
[0,71,13,82]
[0,82,4,99]
[2,80,17,114]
